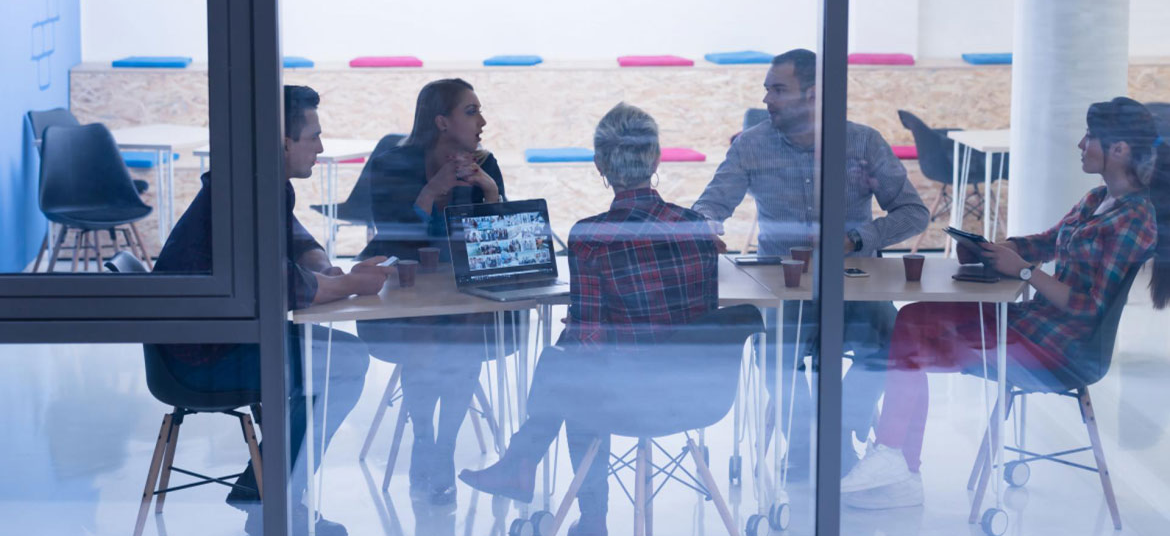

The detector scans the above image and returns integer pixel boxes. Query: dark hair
[284,85,320,141]
[1087,97,1170,308]
[402,78,475,148]
[771,48,817,91]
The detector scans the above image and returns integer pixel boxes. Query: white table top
[192,138,379,161]
[947,129,1010,153]
[110,124,209,151]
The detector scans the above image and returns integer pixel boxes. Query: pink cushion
[661,147,707,162]
[340,157,366,164]
[618,55,694,67]
[891,145,918,160]
[349,56,423,68]
[848,53,915,66]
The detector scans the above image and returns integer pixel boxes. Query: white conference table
[194,138,379,258]
[738,256,1028,531]
[110,124,209,242]
[947,129,1010,253]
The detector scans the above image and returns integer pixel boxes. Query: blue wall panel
[0,0,81,272]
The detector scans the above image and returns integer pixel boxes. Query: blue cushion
[111,56,193,69]
[283,56,315,68]
[704,50,773,65]
[484,55,543,67]
[122,151,179,169]
[961,53,1012,65]
[525,148,594,163]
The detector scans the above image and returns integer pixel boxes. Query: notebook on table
[445,199,568,302]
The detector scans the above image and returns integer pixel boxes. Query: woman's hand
[980,242,1029,277]
[423,158,472,198]
[452,153,500,202]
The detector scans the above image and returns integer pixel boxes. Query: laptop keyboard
[480,279,565,292]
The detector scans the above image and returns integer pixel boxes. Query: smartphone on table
[844,267,869,278]
[733,256,785,266]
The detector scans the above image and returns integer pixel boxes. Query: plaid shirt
[561,188,719,348]
[1008,186,1157,357]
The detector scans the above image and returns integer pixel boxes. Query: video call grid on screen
[446,200,558,285]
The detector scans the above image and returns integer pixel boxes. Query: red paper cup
[791,247,813,273]
[903,254,925,282]
[397,260,418,288]
[418,247,440,272]
[782,260,804,288]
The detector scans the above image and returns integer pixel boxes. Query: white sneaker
[840,442,912,493]
[843,473,924,509]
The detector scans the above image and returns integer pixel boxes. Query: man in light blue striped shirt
[693,49,929,477]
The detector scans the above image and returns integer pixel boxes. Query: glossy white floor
[3,281,1169,536]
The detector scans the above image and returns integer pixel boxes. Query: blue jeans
[167,323,369,502]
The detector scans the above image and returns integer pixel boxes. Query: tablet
[944,226,991,263]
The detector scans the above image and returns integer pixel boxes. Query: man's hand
[980,243,1029,277]
[323,266,344,276]
[346,256,394,296]
[844,236,855,254]
[706,219,729,253]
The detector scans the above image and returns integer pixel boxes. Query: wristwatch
[1019,264,1036,282]
[847,229,863,252]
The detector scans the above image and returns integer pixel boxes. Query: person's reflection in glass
[691,49,929,476]
[459,103,720,536]
[357,79,506,506]
[153,86,393,535]
[841,98,1170,509]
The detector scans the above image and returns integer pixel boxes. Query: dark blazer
[356,143,512,364]
[358,144,506,261]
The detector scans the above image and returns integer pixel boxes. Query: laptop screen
[445,199,558,287]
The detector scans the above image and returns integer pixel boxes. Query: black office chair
[311,133,405,243]
[104,251,265,536]
[898,110,1007,252]
[39,124,154,272]
[509,305,764,536]
[962,262,1144,534]
[1146,102,1170,137]
[26,109,149,271]
[744,108,770,131]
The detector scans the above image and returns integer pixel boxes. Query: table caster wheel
[530,510,554,536]
[1004,460,1030,488]
[509,518,534,536]
[980,508,1008,536]
[729,455,743,485]
[769,501,790,531]
[746,514,767,536]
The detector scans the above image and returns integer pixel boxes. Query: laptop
[445,199,569,302]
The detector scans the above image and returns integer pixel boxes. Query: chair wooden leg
[154,411,183,514]
[969,394,1014,524]
[46,225,69,273]
[31,230,49,272]
[1079,388,1121,530]
[912,184,948,254]
[687,437,738,536]
[360,365,401,460]
[242,413,265,499]
[130,223,153,269]
[381,405,409,491]
[72,230,85,272]
[548,439,602,536]
[967,424,990,491]
[92,228,105,271]
[134,414,172,536]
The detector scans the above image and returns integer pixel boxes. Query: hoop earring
[600,173,610,189]
[651,172,660,189]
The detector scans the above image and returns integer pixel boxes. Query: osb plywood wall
[70,62,1170,256]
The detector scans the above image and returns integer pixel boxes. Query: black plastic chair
[39,124,154,272]
[105,251,265,536]
[744,108,770,131]
[898,110,1006,252]
[511,305,764,536]
[1146,102,1170,137]
[25,109,149,271]
[962,262,1145,533]
[311,133,405,242]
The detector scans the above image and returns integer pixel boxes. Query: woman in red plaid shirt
[840,97,1170,509]
[460,103,719,535]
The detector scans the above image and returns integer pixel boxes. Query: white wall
[79,0,1169,62]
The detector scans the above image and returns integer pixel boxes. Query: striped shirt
[1008,186,1157,358]
[692,121,928,256]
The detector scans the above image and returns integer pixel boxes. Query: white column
[1007,0,1130,237]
